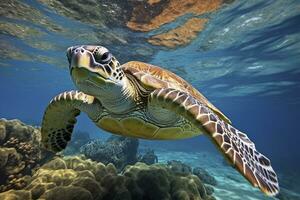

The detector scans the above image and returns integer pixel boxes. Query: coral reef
[3,138,40,173]
[165,160,217,195]
[0,156,216,200]
[122,162,215,200]
[138,149,158,165]
[80,136,139,170]
[166,160,217,186]
[0,156,111,200]
[167,160,192,174]
[0,119,41,144]
[193,167,217,186]
[63,131,91,155]
[0,119,216,199]
[0,119,54,192]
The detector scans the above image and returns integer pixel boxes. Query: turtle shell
[122,61,231,124]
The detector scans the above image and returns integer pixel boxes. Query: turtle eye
[94,51,112,64]
[101,52,112,63]
[101,52,109,60]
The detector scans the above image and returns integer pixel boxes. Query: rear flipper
[41,90,102,152]
[149,88,279,196]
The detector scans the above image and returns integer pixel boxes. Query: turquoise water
[1,0,300,199]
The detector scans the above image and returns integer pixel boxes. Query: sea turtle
[41,45,279,196]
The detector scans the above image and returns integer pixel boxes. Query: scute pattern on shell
[122,61,231,123]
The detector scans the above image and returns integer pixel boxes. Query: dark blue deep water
[1,0,300,199]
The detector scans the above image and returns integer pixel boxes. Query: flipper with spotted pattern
[41,90,102,152]
[149,88,279,196]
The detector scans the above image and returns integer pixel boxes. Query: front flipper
[149,88,279,196]
[41,90,102,152]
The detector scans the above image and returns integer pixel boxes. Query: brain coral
[0,156,216,200]
[80,136,139,171]
[0,118,54,192]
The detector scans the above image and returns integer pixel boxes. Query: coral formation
[0,156,216,200]
[0,119,54,192]
[123,162,215,200]
[80,136,139,170]
[63,131,91,155]
[0,119,216,199]
[167,160,192,174]
[3,138,40,173]
[0,119,41,143]
[138,149,158,165]
[193,167,217,186]
[166,160,217,186]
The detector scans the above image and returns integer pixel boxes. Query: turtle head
[67,45,125,96]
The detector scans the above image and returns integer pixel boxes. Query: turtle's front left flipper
[41,90,102,152]
[149,88,279,196]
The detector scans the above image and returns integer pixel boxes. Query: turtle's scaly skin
[41,45,279,196]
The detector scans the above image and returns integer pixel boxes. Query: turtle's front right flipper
[41,90,102,152]
[149,88,279,196]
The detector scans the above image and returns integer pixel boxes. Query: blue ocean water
[1,0,300,199]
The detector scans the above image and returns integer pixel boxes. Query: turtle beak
[69,47,90,69]
[67,46,110,82]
